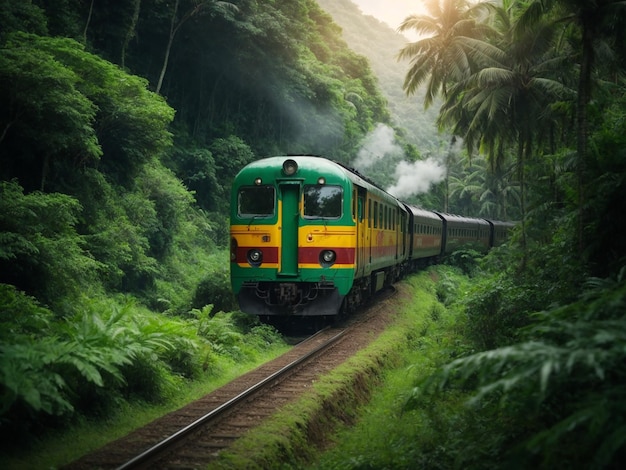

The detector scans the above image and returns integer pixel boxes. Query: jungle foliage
[0,0,390,451]
[2,0,626,467]
[386,0,626,467]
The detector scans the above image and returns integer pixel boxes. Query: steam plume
[352,123,401,169]
[385,158,445,198]
[353,123,446,199]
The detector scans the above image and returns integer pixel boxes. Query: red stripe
[235,246,278,264]
[235,246,356,265]
[299,247,355,264]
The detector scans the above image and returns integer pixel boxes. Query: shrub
[0,294,200,444]
[193,266,237,313]
[0,181,101,307]
[445,249,482,276]
[415,270,626,468]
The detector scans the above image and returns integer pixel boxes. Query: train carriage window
[373,201,378,228]
[238,186,275,217]
[304,185,342,218]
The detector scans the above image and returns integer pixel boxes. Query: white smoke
[385,158,446,199]
[352,123,402,170]
[353,123,446,199]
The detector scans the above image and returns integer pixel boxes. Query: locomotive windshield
[238,186,275,217]
[304,185,342,219]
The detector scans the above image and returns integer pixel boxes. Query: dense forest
[0,0,396,309]
[2,0,626,467]
[0,0,394,451]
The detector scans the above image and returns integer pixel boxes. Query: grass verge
[212,268,460,469]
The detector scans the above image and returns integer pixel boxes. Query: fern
[1,340,75,416]
[0,297,201,423]
[410,272,626,466]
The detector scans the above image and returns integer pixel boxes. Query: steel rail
[116,327,346,470]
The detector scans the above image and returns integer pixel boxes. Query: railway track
[65,327,347,470]
[65,286,400,470]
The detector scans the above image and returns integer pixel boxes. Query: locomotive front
[230,156,357,317]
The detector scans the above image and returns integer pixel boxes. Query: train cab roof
[236,155,402,205]
[235,155,349,184]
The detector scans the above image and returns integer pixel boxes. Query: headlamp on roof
[282,159,298,176]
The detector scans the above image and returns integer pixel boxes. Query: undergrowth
[309,266,474,470]
[0,287,288,469]
[311,263,626,469]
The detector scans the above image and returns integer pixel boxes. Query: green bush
[462,274,534,350]
[416,271,626,468]
[193,264,237,313]
[0,293,200,444]
[191,307,283,363]
[0,181,101,308]
[445,249,483,276]
[434,268,461,306]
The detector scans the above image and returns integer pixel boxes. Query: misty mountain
[316,0,447,155]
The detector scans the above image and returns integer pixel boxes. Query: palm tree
[519,0,626,250]
[397,0,495,108]
[438,1,574,254]
[445,154,520,219]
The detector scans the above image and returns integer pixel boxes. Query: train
[230,155,514,319]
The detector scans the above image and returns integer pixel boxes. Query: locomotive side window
[304,185,342,219]
[238,186,275,217]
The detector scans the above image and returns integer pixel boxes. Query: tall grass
[310,267,474,469]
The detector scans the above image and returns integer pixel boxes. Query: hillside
[316,0,446,154]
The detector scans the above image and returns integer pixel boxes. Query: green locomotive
[230,155,514,319]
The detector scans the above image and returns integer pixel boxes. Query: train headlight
[282,159,298,176]
[247,249,263,266]
[319,250,336,267]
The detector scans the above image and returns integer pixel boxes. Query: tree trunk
[83,0,95,44]
[121,0,141,69]
[517,133,527,268]
[0,121,12,145]
[156,0,180,94]
[41,153,50,192]
[576,18,594,254]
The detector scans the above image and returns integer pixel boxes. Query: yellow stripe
[235,263,279,269]
[299,227,356,247]
[231,224,280,246]
[299,263,355,269]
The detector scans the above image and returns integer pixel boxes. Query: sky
[349,0,426,38]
